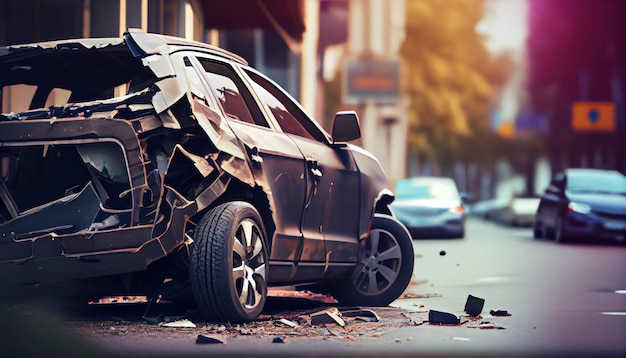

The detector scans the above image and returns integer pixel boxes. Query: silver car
[391,177,465,239]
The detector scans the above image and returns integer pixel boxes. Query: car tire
[330,214,414,307]
[533,221,542,239]
[554,214,569,243]
[189,201,268,323]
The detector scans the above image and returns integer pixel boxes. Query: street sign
[343,59,399,104]
[572,102,615,132]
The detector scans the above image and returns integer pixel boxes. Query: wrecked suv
[0,31,414,322]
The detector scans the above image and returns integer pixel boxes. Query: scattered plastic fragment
[467,322,505,330]
[272,337,286,343]
[162,319,196,328]
[464,295,485,317]
[311,308,346,327]
[428,310,460,325]
[340,308,380,322]
[277,318,299,328]
[196,335,225,344]
[490,309,512,317]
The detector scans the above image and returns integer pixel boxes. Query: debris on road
[272,336,286,343]
[340,308,380,322]
[276,318,299,328]
[311,308,346,327]
[196,335,225,344]
[428,310,461,325]
[268,289,338,304]
[162,319,196,328]
[467,321,506,330]
[490,309,512,317]
[464,295,485,317]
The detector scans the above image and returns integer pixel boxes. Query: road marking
[453,337,470,341]
[601,312,626,316]
[615,290,626,295]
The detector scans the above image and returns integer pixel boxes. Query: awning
[200,0,305,43]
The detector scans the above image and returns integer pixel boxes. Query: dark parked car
[534,168,626,243]
[0,31,414,322]
[391,177,465,239]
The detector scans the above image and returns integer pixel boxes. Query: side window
[198,60,268,128]
[245,70,325,142]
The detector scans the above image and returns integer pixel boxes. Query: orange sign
[572,102,615,132]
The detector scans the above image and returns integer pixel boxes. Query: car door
[241,69,361,272]
[192,57,309,281]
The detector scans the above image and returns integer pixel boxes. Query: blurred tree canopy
[400,0,515,172]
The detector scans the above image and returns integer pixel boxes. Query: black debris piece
[464,294,485,317]
[272,337,286,343]
[196,335,225,344]
[490,309,512,317]
[428,310,460,325]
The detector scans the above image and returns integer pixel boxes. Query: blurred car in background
[391,177,465,239]
[534,168,626,243]
[492,196,540,227]
[468,197,510,221]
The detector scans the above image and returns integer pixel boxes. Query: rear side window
[198,59,268,128]
[244,70,325,142]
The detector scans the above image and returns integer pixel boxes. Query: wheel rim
[231,218,267,311]
[352,228,403,296]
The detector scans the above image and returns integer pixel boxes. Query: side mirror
[331,111,361,143]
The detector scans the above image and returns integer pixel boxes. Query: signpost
[571,102,616,132]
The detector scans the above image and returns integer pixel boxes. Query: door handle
[308,160,322,177]
[247,146,263,164]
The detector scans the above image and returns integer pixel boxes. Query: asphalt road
[2,218,625,358]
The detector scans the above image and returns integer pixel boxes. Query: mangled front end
[0,32,256,290]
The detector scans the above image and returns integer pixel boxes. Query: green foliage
[400,0,514,169]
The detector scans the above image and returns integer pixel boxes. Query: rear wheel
[189,201,268,323]
[533,220,542,239]
[331,214,414,306]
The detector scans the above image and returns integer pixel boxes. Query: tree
[400,0,514,173]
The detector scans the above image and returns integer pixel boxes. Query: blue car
[534,168,626,243]
[391,177,465,239]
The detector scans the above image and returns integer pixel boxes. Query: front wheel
[189,201,268,323]
[331,214,415,307]
[554,214,570,243]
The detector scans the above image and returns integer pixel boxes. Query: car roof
[0,30,248,66]
[565,168,624,177]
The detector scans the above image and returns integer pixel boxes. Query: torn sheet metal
[141,54,175,79]
[152,77,185,114]
[0,183,102,243]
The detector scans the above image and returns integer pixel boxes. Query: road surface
[2,218,625,357]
